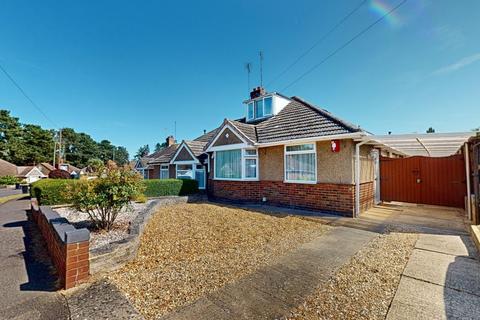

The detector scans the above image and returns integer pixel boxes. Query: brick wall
[31,199,90,289]
[208,180,375,217]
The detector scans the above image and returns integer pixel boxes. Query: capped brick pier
[31,198,90,289]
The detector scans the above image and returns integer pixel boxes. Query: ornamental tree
[65,161,144,231]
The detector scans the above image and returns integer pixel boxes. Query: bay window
[214,148,258,180]
[285,143,316,183]
[215,149,242,179]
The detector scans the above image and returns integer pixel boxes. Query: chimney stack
[203,129,207,135]
[166,135,175,147]
[250,86,265,99]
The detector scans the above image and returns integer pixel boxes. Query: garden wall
[31,198,90,289]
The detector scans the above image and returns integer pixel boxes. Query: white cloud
[432,53,480,75]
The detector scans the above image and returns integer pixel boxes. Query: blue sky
[1,0,479,157]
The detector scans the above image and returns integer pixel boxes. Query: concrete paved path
[160,226,376,320]
[387,232,480,319]
[0,198,69,319]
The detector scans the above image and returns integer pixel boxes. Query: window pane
[160,169,169,179]
[286,144,314,152]
[244,149,257,156]
[245,159,257,178]
[215,149,242,179]
[285,153,316,181]
[255,99,264,118]
[247,103,254,119]
[264,97,272,115]
[177,164,193,179]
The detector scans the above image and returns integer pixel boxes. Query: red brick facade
[31,200,90,289]
[208,180,374,217]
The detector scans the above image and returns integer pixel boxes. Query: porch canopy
[358,132,475,157]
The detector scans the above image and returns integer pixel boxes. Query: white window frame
[176,163,195,180]
[213,148,259,181]
[160,164,169,179]
[284,143,317,184]
[243,149,258,180]
[246,95,274,121]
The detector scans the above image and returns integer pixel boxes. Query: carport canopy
[358,132,475,157]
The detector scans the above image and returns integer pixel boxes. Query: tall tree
[114,146,129,165]
[426,127,435,133]
[22,124,54,164]
[135,145,150,159]
[98,140,115,163]
[154,142,167,152]
[0,110,27,163]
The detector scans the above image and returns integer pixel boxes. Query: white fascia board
[256,132,365,148]
[208,143,248,152]
[170,141,198,164]
[205,123,251,152]
[25,167,47,178]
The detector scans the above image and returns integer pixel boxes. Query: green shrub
[0,175,20,186]
[65,161,145,230]
[143,179,198,197]
[31,179,77,205]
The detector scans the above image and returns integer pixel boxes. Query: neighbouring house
[37,162,83,179]
[140,87,396,216]
[0,159,47,183]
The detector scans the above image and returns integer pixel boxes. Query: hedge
[143,179,198,197]
[31,179,77,205]
[32,178,199,205]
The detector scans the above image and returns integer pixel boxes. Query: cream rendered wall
[316,140,354,184]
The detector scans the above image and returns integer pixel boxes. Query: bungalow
[140,87,381,217]
[0,159,47,183]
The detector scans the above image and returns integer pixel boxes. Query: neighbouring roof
[0,159,18,176]
[0,159,45,178]
[17,166,36,176]
[146,144,180,164]
[185,140,208,157]
[194,128,220,143]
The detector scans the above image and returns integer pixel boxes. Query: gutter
[254,132,366,148]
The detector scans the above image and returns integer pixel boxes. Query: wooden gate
[380,155,466,208]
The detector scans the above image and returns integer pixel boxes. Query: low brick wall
[208,180,375,217]
[31,198,90,289]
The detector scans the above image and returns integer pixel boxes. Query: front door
[195,166,206,189]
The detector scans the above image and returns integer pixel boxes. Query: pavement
[386,225,480,319]
[160,226,377,320]
[0,188,22,198]
[0,198,70,319]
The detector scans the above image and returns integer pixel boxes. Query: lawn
[108,202,330,319]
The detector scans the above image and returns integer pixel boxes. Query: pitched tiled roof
[229,120,257,143]
[185,140,208,157]
[0,159,18,176]
[255,97,362,143]
[17,166,36,176]
[194,128,220,143]
[147,144,180,164]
